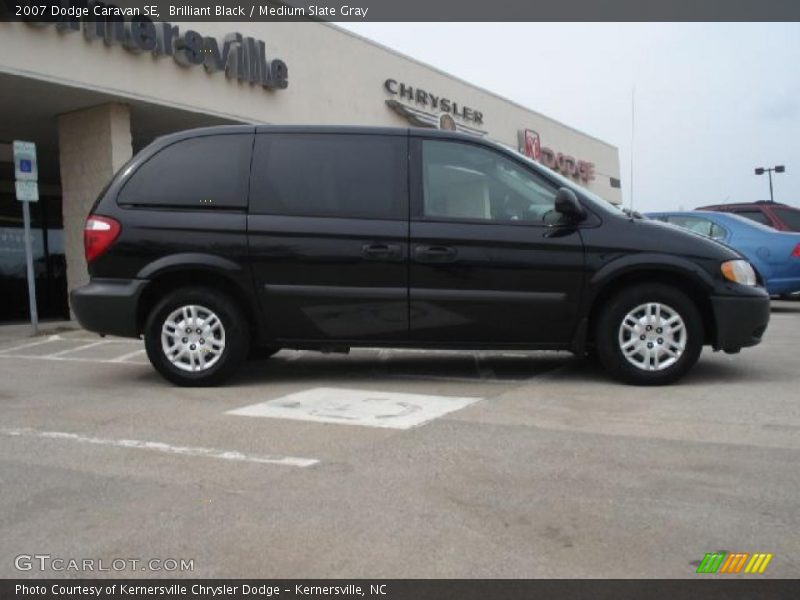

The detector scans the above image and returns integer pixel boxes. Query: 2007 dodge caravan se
[71,126,770,386]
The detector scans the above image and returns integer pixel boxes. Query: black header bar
[3,579,800,600]
[2,0,800,22]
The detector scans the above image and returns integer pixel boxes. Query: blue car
[646,211,800,296]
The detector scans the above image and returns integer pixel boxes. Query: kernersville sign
[23,1,288,90]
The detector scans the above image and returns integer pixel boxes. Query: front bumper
[70,278,148,338]
[711,291,770,353]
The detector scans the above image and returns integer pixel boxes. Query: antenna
[629,86,635,220]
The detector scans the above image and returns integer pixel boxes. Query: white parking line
[0,338,555,382]
[0,335,61,354]
[0,335,146,364]
[1,428,318,468]
[0,353,145,365]
[59,337,141,344]
[45,340,110,358]
[110,348,147,363]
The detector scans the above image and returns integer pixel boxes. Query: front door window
[422,140,558,224]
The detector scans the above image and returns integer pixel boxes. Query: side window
[665,216,717,238]
[709,223,728,240]
[734,209,772,226]
[772,208,800,232]
[421,140,557,224]
[118,134,251,208]
[250,134,407,220]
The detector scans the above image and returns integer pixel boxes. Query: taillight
[792,243,800,258]
[84,216,121,262]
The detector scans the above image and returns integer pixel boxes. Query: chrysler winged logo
[384,78,487,136]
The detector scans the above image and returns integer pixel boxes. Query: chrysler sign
[23,1,288,90]
[384,78,487,136]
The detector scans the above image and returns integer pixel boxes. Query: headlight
[721,259,757,286]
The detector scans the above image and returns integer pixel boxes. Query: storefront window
[0,192,69,322]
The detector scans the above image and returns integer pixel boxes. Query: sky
[338,23,800,212]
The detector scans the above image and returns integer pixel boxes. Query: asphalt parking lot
[1,301,798,578]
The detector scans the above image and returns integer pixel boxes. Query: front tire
[144,287,250,386]
[595,284,703,385]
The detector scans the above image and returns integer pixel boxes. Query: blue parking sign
[13,141,38,182]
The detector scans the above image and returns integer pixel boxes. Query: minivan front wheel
[144,287,250,386]
[595,284,703,385]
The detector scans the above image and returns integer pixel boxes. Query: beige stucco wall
[0,20,621,203]
[58,103,132,295]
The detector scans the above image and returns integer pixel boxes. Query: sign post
[13,141,39,335]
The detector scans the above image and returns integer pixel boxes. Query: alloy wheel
[617,302,687,371]
[161,304,226,372]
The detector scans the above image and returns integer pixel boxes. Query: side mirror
[555,187,587,222]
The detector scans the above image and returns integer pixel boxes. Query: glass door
[0,192,69,322]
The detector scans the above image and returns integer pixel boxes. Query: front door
[247,131,409,342]
[409,137,585,346]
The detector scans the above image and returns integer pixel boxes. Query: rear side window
[250,134,407,219]
[772,207,800,231]
[118,134,252,209]
[734,209,772,226]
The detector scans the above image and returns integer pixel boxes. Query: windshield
[512,150,624,218]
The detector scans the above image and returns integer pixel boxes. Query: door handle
[414,245,458,263]
[362,243,402,260]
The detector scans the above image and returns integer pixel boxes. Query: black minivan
[71,126,770,386]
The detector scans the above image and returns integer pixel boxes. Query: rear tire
[144,287,250,387]
[595,284,703,385]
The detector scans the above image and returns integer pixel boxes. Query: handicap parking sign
[13,141,38,182]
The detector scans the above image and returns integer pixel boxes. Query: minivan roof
[255,125,409,136]
[156,124,504,142]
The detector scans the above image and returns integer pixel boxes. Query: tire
[595,283,703,385]
[144,287,250,386]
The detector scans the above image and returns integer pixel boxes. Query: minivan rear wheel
[144,287,250,386]
[595,284,703,385]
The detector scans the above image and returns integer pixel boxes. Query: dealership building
[0,18,621,323]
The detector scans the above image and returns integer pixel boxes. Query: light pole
[754,165,785,203]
